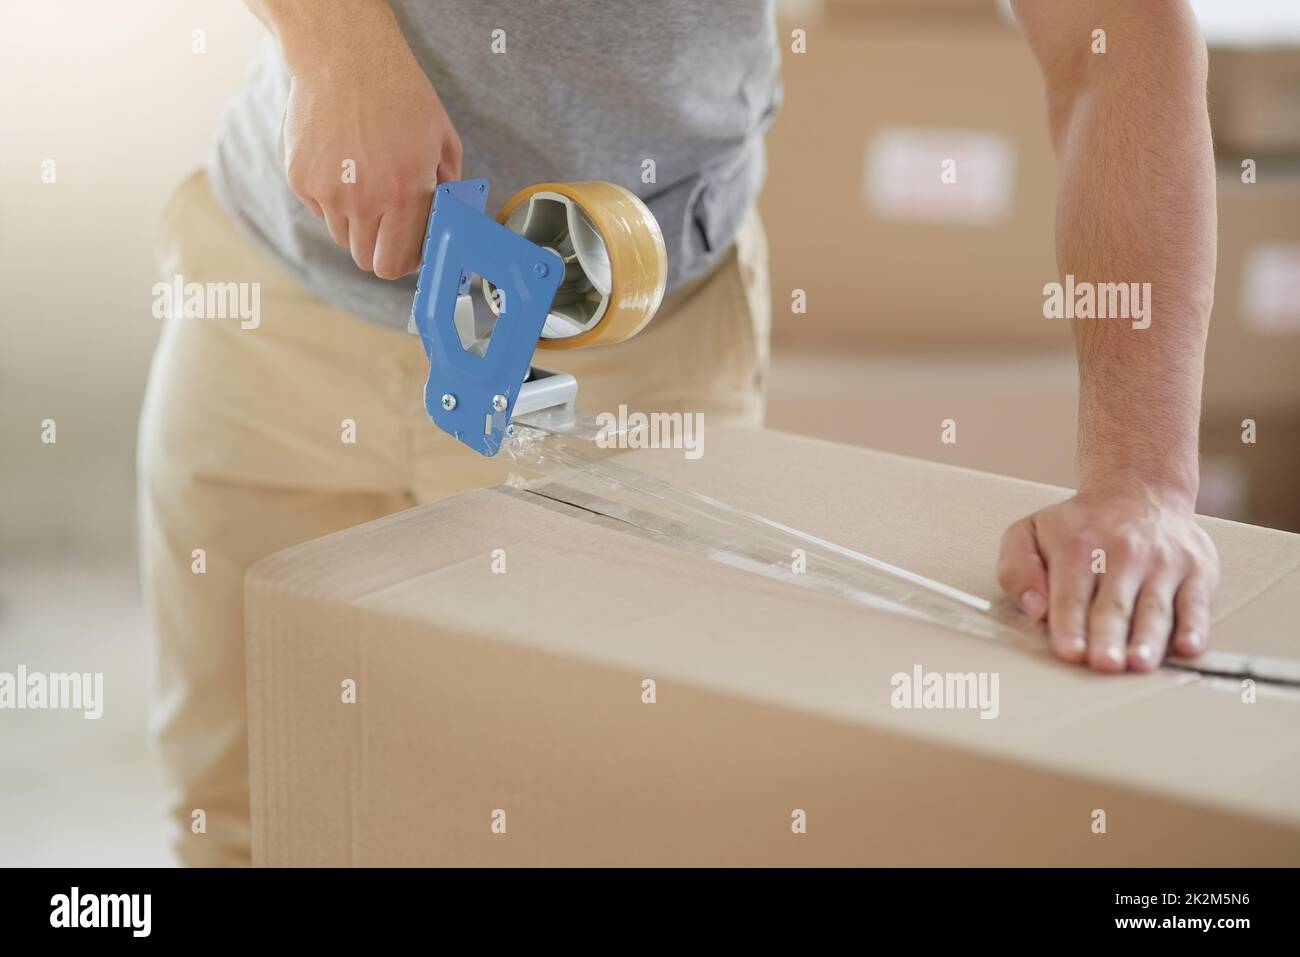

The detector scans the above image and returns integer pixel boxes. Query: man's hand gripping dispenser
[410,178,667,455]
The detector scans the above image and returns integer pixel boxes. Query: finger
[1126,572,1179,672]
[1085,561,1144,674]
[373,195,432,280]
[438,135,463,183]
[996,517,1048,621]
[1046,544,1096,664]
[437,159,460,184]
[348,215,380,273]
[321,205,350,250]
[1172,573,1213,658]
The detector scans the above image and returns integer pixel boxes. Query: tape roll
[490,182,667,350]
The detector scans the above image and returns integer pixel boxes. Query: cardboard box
[764,350,1300,532]
[1199,168,1300,533]
[1201,409,1300,534]
[247,428,1300,866]
[762,12,1064,349]
[765,351,1078,487]
[763,14,1300,371]
[1205,167,1300,411]
[1208,46,1300,156]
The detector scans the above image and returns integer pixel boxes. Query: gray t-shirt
[207,1,781,330]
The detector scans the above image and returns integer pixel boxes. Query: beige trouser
[138,170,771,866]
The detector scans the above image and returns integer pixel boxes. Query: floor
[0,559,176,866]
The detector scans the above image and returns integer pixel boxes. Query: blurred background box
[764,2,1061,350]
[766,353,1078,488]
[1208,46,1300,156]
[1181,165,1300,531]
[1201,410,1300,533]
[1205,165,1300,411]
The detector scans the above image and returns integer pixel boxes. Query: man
[139,0,1219,866]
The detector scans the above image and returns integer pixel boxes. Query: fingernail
[1131,644,1154,665]
[1103,645,1125,667]
[1020,590,1046,618]
[1182,631,1204,653]
[1064,635,1086,657]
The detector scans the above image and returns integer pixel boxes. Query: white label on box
[1241,244,1300,334]
[863,127,1016,226]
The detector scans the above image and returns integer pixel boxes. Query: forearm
[244,0,409,75]
[1034,5,1215,504]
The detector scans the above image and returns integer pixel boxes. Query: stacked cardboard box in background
[1208,44,1300,157]
[761,0,1300,530]
[1199,165,1300,530]
[764,1,1058,351]
[765,353,1079,489]
[1202,22,1300,531]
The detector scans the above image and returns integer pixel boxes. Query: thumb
[997,516,1049,620]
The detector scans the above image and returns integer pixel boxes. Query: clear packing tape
[505,412,1300,689]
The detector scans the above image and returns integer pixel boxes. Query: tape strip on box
[504,416,1300,689]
